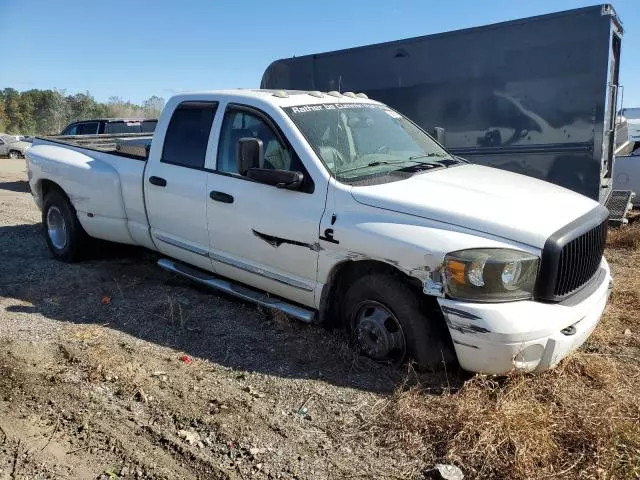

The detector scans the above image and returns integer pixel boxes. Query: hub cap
[46,206,68,250]
[9,151,19,159]
[353,301,406,363]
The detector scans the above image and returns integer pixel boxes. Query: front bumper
[438,258,612,374]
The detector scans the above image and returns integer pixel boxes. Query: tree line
[0,88,165,135]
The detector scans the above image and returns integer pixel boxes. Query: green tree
[142,96,165,118]
[3,88,22,134]
[0,102,7,132]
[0,87,163,135]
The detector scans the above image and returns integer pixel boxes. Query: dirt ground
[0,159,638,480]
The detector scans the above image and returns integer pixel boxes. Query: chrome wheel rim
[353,301,406,363]
[46,206,68,250]
[8,151,19,159]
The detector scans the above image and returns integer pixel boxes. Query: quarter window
[62,124,78,135]
[217,109,290,173]
[162,102,218,169]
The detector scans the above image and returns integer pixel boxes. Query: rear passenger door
[145,101,218,272]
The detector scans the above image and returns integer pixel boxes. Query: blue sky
[2,0,639,106]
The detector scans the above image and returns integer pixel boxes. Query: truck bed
[27,135,154,250]
[37,133,153,160]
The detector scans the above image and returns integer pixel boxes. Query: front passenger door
[206,105,326,307]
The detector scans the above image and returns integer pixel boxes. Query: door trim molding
[153,232,315,292]
[209,250,315,292]
[154,233,210,257]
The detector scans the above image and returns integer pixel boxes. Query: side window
[161,102,218,169]
[62,124,78,135]
[77,122,99,135]
[141,120,158,133]
[217,109,290,173]
[0,139,4,145]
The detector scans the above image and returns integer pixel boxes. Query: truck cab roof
[169,89,379,109]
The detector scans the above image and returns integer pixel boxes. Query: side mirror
[237,137,263,175]
[247,169,304,190]
[433,126,446,146]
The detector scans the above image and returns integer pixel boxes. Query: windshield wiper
[336,159,443,175]
[409,152,463,167]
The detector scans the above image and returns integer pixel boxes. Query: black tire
[342,273,455,369]
[42,189,89,262]
[8,150,22,159]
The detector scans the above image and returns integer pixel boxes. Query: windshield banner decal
[288,103,386,114]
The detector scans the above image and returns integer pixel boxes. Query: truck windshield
[284,103,455,182]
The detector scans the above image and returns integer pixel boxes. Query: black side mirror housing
[237,137,263,175]
[246,169,304,190]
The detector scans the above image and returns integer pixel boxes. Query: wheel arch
[318,259,430,327]
[39,178,71,204]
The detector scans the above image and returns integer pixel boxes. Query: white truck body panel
[349,163,597,248]
[26,89,612,374]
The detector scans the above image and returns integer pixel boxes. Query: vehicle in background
[26,89,612,375]
[614,110,640,209]
[60,118,157,136]
[261,5,625,210]
[617,108,640,152]
[0,133,31,158]
[613,153,640,208]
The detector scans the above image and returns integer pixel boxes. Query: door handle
[210,191,234,203]
[149,176,167,187]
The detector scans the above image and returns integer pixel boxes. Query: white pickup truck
[26,89,612,374]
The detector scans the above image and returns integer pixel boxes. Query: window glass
[285,103,454,182]
[62,124,78,135]
[105,122,139,134]
[161,102,217,169]
[141,120,158,133]
[217,110,290,173]
[76,122,99,135]
[103,121,157,134]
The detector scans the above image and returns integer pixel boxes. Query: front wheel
[8,150,22,159]
[42,190,89,262]
[342,273,455,369]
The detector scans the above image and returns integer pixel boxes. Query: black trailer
[262,5,624,207]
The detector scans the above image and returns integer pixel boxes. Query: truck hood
[350,164,599,248]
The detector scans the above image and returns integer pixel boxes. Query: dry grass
[607,222,640,250]
[356,225,640,479]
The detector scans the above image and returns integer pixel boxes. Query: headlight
[443,249,539,302]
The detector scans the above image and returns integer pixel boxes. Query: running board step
[157,258,316,323]
[606,190,635,226]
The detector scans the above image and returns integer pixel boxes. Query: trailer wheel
[42,189,89,262]
[342,273,455,369]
